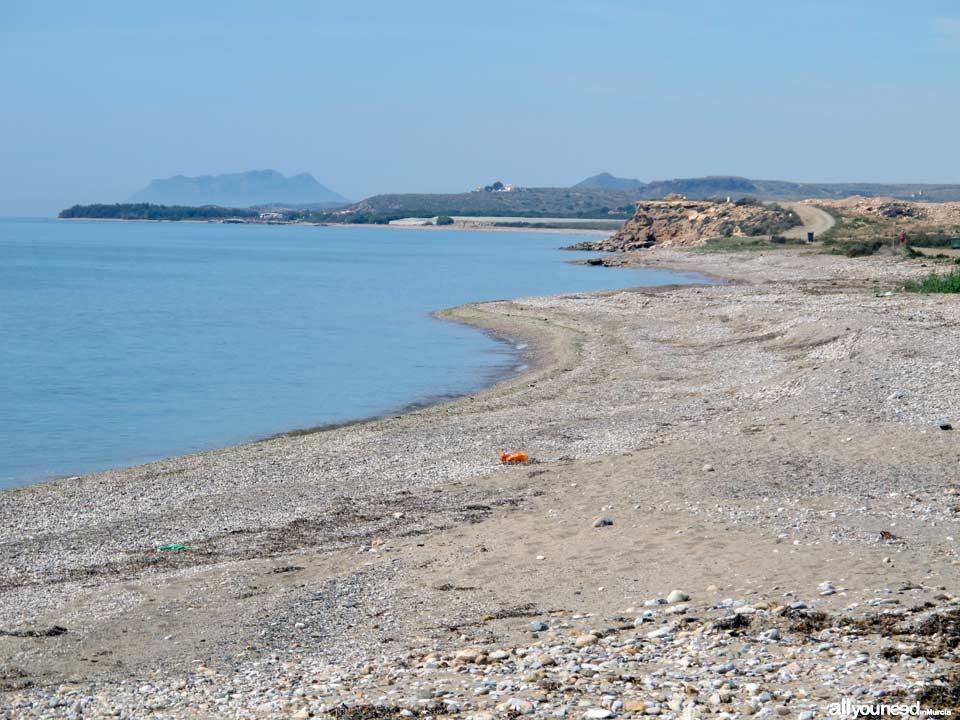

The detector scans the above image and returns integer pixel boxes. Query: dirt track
[781,202,836,239]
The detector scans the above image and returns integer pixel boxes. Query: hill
[129,170,348,207]
[313,187,641,223]
[574,173,960,202]
[573,172,644,191]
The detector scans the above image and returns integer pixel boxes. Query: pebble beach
[1,247,958,719]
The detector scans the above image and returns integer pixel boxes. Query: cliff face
[585,199,797,250]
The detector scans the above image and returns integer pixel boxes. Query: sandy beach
[2,247,959,718]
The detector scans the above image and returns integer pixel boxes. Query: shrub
[901,269,960,293]
[845,241,883,257]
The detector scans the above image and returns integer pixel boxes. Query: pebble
[666,590,690,603]
[645,625,676,639]
[592,517,614,528]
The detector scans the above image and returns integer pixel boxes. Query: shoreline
[0,273,626,495]
[56,215,617,236]
[2,247,958,716]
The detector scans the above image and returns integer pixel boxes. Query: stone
[703,464,715,472]
[575,634,598,647]
[592,517,614,528]
[583,710,614,719]
[529,621,549,632]
[646,625,676,639]
[667,590,690,603]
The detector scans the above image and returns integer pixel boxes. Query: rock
[575,634,598,647]
[587,198,798,250]
[529,621,549,632]
[940,423,953,431]
[799,712,816,720]
[703,464,715,472]
[455,649,480,662]
[489,650,510,661]
[291,710,311,720]
[646,625,676,639]
[592,517,614,528]
[666,590,690,603]
[583,710,614,719]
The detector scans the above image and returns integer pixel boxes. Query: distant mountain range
[129,170,349,208]
[574,172,960,202]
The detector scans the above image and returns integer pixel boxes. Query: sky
[1,1,959,216]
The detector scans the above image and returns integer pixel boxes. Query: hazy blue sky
[2,1,959,215]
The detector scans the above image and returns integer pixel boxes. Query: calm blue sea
[0,218,706,489]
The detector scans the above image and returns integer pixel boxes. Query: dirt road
[782,201,836,239]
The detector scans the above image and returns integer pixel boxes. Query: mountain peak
[129,170,349,207]
[574,172,645,191]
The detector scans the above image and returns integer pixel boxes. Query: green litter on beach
[155,543,197,551]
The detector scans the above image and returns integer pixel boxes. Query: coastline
[2,247,959,717]
[57,215,617,237]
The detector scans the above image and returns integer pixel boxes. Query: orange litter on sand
[500,451,529,464]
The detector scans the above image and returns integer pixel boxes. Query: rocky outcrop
[570,199,798,251]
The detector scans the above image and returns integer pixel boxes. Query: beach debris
[0,625,67,638]
[155,543,197,552]
[500,451,529,464]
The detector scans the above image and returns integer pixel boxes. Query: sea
[0,218,708,489]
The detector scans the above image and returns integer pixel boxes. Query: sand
[1,247,959,717]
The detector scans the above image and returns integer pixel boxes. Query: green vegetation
[904,232,960,248]
[59,203,258,221]
[693,235,808,253]
[309,188,641,224]
[823,240,885,257]
[902,268,960,293]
